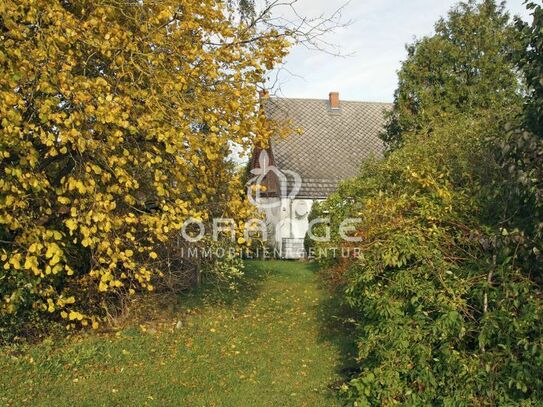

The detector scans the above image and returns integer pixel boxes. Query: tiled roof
[264,97,392,199]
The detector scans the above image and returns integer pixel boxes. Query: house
[249,92,391,259]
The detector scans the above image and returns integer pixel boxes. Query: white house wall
[259,198,323,258]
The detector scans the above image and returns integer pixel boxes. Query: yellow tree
[0,0,288,330]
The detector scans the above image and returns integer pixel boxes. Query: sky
[268,0,533,103]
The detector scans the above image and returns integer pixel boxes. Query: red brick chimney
[329,92,340,109]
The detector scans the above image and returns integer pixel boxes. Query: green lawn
[0,261,355,406]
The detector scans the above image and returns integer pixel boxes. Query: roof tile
[265,97,392,198]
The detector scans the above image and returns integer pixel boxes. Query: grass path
[1,261,355,406]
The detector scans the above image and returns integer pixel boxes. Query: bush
[310,2,543,403]
[312,114,543,404]
[0,0,288,339]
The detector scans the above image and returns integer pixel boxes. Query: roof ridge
[268,96,392,105]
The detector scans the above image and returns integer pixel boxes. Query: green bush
[313,114,543,404]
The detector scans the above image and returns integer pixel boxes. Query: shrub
[0,0,288,338]
[311,2,543,403]
[313,114,543,404]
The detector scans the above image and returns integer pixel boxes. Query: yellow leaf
[65,219,77,232]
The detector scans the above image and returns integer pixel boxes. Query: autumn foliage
[0,0,289,336]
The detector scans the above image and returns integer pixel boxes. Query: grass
[0,260,356,406]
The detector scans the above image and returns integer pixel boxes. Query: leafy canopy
[381,0,523,150]
[516,1,543,134]
[0,0,289,332]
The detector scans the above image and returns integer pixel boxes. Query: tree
[381,0,523,151]
[496,1,543,276]
[0,0,289,332]
[516,1,543,135]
